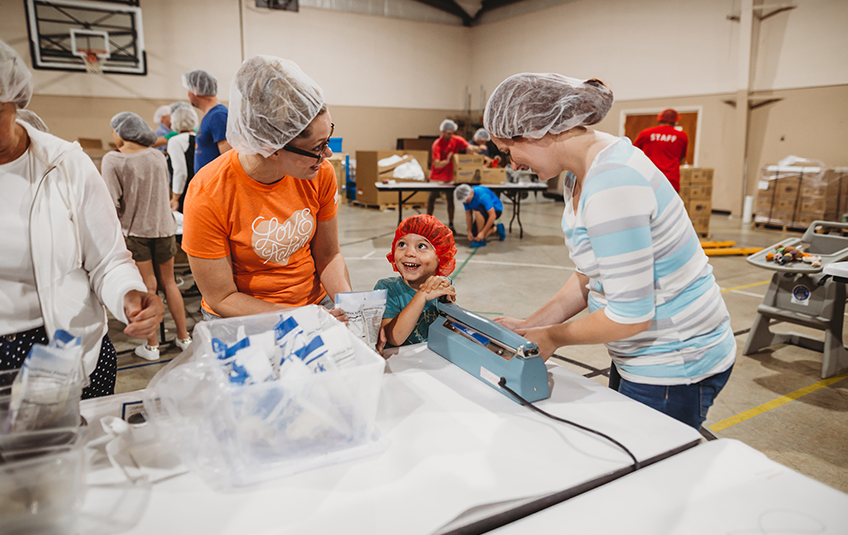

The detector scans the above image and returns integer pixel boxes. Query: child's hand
[418,275,456,302]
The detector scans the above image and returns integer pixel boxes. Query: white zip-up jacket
[22,121,146,376]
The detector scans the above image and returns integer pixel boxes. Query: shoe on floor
[449,224,457,234]
[496,223,506,241]
[470,239,487,248]
[175,337,192,351]
[181,283,201,297]
[135,344,160,361]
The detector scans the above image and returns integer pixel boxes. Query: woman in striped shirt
[484,73,734,430]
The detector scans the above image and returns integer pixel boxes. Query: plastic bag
[143,306,386,490]
[335,290,387,351]
[4,330,85,433]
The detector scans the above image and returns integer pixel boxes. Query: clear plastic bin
[144,306,386,490]
[0,426,87,535]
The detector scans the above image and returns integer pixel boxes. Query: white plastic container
[144,306,386,490]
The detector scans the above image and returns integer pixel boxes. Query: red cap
[387,215,457,277]
[658,109,680,123]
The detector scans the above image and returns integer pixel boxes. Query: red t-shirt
[430,135,469,182]
[182,151,338,313]
[634,125,688,191]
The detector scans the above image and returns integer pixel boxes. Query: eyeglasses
[282,123,334,164]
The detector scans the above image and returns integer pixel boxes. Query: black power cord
[498,377,641,471]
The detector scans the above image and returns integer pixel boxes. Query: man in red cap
[634,109,689,191]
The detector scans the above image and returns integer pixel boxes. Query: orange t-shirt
[182,151,338,312]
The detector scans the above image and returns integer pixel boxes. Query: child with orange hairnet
[375,215,458,347]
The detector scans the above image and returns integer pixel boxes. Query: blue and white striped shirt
[562,138,735,385]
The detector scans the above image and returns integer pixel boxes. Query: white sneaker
[135,344,160,361]
[175,337,192,351]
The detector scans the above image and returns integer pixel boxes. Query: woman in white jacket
[0,40,163,398]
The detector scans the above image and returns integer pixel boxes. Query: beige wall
[27,94,454,155]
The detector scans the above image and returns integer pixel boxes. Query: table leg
[397,191,403,226]
[516,193,524,239]
[507,192,517,235]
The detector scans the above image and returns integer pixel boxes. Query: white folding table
[79,343,701,535]
[489,438,848,534]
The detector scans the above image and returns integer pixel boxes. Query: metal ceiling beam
[410,0,472,25]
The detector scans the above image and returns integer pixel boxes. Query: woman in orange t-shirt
[182,55,350,320]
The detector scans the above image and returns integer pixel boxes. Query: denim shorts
[611,365,734,430]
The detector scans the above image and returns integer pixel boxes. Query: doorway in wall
[623,110,699,166]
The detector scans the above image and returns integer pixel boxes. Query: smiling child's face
[393,233,440,288]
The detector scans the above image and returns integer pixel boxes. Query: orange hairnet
[387,215,457,277]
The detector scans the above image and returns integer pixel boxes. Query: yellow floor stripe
[710,372,848,432]
[720,280,771,293]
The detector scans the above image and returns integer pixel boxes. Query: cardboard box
[679,167,713,186]
[479,168,506,184]
[327,153,348,193]
[679,183,712,203]
[690,214,710,235]
[354,150,429,206]
[454,168,480,184]
[453,154,485,167]
[685,200,712,219]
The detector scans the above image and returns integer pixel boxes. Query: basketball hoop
[78,48,107,75]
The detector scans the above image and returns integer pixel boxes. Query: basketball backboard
[25,0,146,75]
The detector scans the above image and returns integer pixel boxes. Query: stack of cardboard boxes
[452,154,505,185]
[354,150,430,207]
[754,167,848,229]
[679,167,713,237]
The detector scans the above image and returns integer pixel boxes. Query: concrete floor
[108,193,848,495]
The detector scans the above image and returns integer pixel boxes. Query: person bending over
[454,184,505,247]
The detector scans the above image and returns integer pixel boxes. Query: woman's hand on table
[122,290,164,339]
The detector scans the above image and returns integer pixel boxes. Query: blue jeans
[610,365,733,430]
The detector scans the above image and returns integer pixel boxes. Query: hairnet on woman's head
[473,128,490,142]
[387,215,457,277]
[182,69,218,96]
[169,101,192,113]
[153,105,171,124]
[110,112,157,147]
[17,109,48,132]
[226,55,325,158]
[454,184,473,203]
[484,74,613,140]
[440,119,458,132]
[0,40,33,109]
[170,106,198,133]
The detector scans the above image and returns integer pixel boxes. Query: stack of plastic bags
[144,305,387,490]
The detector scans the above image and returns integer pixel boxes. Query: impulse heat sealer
[427,301,550,403]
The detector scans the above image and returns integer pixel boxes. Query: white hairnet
[454,184,473,203]
[182,69,218,96]
[153,105,171,124]
[17,109,48,132]
[111,112,157,147]
[484,74,613,140]
[226,55,325,158]
[440,119,458,132]
[170,105,198,133]
[473,128,490,142]
[169,101,191,113]
[0,40,33,108]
